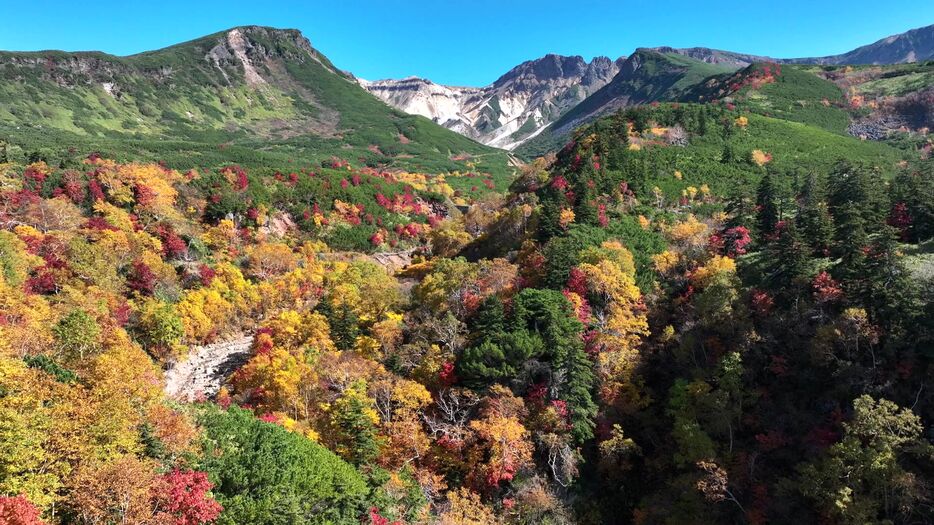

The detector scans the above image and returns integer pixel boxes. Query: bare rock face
[164,336,254,401]
[361,54,625,150]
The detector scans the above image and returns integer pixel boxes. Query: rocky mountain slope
[786,23,934,65]
[515,50,740,157]
[0,26,511,175]
[362,54,625,150]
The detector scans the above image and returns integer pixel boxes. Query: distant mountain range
[783,23,934,65]
[365,23,934,152]
[0,23,930,168]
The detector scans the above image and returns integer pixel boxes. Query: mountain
[786,23,934,65]
[362,54,625,150]
[0,26,511,175]
[515,50,739,157]
[647,46,772,66]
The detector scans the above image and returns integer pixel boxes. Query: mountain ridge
[784,23,934,65]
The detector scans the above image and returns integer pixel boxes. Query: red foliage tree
[198,264,216,287]
[0,495,47,525]
[812,271,843,304]
[565,267,589,298]
[127,260,156,295]
[157,225,188,259]
[887,202,912,240]
[88,179,105,201]
[153,470,223,525]
[25,267,58,295]
[368,507,401,525]
[710,226,751,256]
[134,183,156,207]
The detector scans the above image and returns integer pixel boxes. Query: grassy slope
[737,66,850,133]
[803,61,934,98]
[683,63,853,134]
[556,103,909,203]
[650,112,907,198]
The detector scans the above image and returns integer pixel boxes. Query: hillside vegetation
[0,26,932,525]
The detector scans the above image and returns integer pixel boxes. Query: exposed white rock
[164,336,254,401]
[362,54,625,150]
[227,28,266,86]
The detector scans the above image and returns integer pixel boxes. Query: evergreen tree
[624,155,650,197]
[317,299,359,351]
[832,204,868,284]
[576,184,599,226]
[458,331,542,389]
[630,107,649,133]
[331,380,382,466]
[827,161,885,232]
[604,121,630,172]
[537,189,565,242]
[724,190,755,230]
[721,116,734,138]
[765,222,810,297]
[796,173,834,255]
[469,296,506,342]
[756,171,779,237]
[570,154,600,226]
[197,405,370,524]
[721,144,734,164]
[560,341,598,443]
[890,162,934,242]
[850,227,919,334]
[512,289,596,441]
[672,105,686,128]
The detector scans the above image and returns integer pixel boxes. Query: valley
[0,17,932,525]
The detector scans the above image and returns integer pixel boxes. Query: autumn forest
[0,18,933,525]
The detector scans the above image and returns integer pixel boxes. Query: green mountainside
[0,26,512,177]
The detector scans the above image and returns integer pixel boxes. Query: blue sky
[0,1,931,86]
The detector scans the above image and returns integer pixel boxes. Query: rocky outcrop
[164,336,254,401]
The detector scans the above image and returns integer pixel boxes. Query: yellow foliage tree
[691,255,737,288]
[439,488,500,525]
[667,214,709,247]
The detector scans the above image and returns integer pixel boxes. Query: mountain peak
[492,54,588,87]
